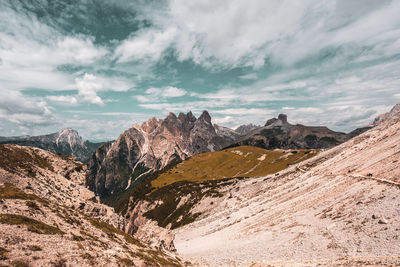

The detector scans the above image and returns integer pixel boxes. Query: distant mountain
[0,128,104,162]
[87,111,237,197]
[373,103,400,126]
[231,114,354,149]
[235,123,260,135]
[213,124,242,142]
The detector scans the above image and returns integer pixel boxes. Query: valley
[0,106,399,266]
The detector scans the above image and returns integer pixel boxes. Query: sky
[0,0,400,141]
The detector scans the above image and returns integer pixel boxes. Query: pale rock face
[87,111,236,197]
[0,128,103,162]
[373,103,400,126]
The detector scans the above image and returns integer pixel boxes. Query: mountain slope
[87,111,236,197]
[151,146,319,189]
[0,144,183,266]
[373,102,400,126]
[0,129,104,162]
[232,114,360,150]
[235,123,260,135]
[172,113,400,265]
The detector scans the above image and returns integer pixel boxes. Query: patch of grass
[134,249,183,267]
[71,233,84,241]
[144,178,236,229]
[117,257,133,266]
[28,245,42,251]
[11,260,30,267]
[85,216,144,247]
[151,146,319,189]
[0,247,9,260]
[0,183,47,204]
[51,258,67,267]
[0,144,54,177]
[81,253,96,265]
[25,201,41,211]
[0,214,64,235]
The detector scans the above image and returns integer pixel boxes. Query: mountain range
[0,129,104,162]
[0,103,400,266]
[230,113,371,150]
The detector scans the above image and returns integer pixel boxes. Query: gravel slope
[174,115,400,266]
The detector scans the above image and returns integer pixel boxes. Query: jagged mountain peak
[198,110,211,122]
[265,113,289,127]
[87,110,235,197]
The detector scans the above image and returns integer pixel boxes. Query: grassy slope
[151,146,319,189]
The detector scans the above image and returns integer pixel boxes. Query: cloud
[0,89,56,128]
[113,0,400,70]
[75,73,104,106]
[46,95,78,106]
[114,28,177,63]
[135,86,187,103]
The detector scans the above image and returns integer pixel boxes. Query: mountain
[0,144,182,266]
[213,123,242,142]
[170,110,400,265]
[0,129,104,162]
[231,113,356,150]
[373,102,400,126]
[87,111,236,197]
[235,123,260,135]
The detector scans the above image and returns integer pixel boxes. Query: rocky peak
[265,114,289,127]
[235,123,260,135]
[198,110,212,123]
[278,114,288,124]
[87,110,236,197]
[373,103,400,126]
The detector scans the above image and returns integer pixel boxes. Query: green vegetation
[26,201,41,211]
[117,257,134,266]
[85,215,144,247]
[152,146,319,189]
[145,178,235,229]
[0,144,54,177]
[0,214,64,235]
[0,247,9,260]
[28,245,42,251]
[0,183,47,204]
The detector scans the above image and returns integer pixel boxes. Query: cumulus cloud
[75,73,104,106]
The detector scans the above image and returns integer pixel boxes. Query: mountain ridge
[0,129,104,162]
[87,111,236,197]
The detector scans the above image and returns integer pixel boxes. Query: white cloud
[135,86,187,103]
[113,0,400,70]
[75,73,104,106]
[46,95,78,106]
[114,28,177,63]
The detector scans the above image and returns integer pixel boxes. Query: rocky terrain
[86,111,237,197]
[0,144,183,266]
[172,112,400,266]
[373,103,400,126]
[235,123,260,135]
[0,129,104,162]
[231,114,368,150]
